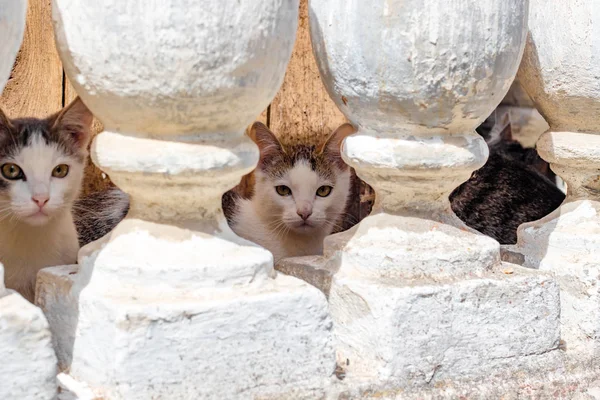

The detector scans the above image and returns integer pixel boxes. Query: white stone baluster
[0,2,58,399]
[37,1,335,398]
[517,0,600,358]
[307,0,563,387]
[0,0,26,92]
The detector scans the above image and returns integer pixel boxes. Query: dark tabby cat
[450,119,565,244]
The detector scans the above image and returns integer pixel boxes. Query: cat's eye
[275,185,291,196]
[52,164,69,178]
[316,185,333,197]
[1,163,24,180]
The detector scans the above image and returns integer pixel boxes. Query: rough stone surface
[0,264,58,400]
[53,0,300,224]
[324,214,501,282]
[39,262,335,400]
[518,0,600,133]
[44,0,342,398]
[516,0,600,362]
[519,200,600,358]
[310,0,528,215]
[329,264,562,385]
[307,0,537,390]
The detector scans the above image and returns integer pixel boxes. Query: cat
[73,186,130,247]
[0,97,129,302]
[223,122,355,263]
[476,107,557,183]
[450,118,565,244]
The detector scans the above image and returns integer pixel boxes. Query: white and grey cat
[223,122,355,263]
[0,98,128,301]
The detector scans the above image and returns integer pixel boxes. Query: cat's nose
[297,210,312,221]
[32,194,49,208]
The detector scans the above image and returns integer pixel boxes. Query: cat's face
[250,122,354,235]
[0,98,93,227]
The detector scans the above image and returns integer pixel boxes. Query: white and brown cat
[0,98,129,301]
[223,122,356,263]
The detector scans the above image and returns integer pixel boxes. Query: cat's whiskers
[267,219,289,241]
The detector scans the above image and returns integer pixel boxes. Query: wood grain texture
[269,0,347,146]
[0,0,62,118]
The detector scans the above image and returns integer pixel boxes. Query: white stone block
[329,265,562,385]
[0,266,57,400]
[38,264,335,400]
[324,214,501,281]
[520,200,600,358]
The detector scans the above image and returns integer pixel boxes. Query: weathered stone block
[520,200,600,359]
[328,265,562,386]
[38,265,335,400]
[0,266,57,400]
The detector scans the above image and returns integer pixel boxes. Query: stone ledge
[38,265,335,400]
[329,265,562,386]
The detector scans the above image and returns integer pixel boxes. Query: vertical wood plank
[0,0,62,118]
[269,0,347,145]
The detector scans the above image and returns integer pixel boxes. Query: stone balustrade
[304,0,567,389]
[37,0,335,399]
[517,0,600,361]
[1,0,600,398]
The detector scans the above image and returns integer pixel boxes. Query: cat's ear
[0,107,13,136]
[52,96,94,150]
[320,123,356,154]
[248,122,285,163]
[320,123,356,168]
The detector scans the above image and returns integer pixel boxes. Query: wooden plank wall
[0,0,61,118]
[0,0,346,197]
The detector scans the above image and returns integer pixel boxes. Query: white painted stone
[519,200,600,357]
[309,0,528,217]
[41,1,337,398]
[0,0,27,93]
[329,265,562,384]
[0,265,58,400]
[323,214,501,281]
[307,0,559,387]
[517,0,600,359]
[40,264,334,400]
